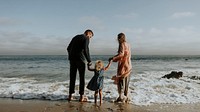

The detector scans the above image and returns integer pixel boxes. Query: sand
[0,98,199,112]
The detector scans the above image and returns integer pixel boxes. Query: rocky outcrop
[188,76,200,80]
[162,71,183,79]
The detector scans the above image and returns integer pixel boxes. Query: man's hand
[87,62,92,66]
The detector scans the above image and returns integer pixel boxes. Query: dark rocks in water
[190,76,200,80]
[162,71,183,79]
[105,91,111,93]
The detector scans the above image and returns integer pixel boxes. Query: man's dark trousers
[69,60,85,95]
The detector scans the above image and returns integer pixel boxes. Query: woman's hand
[108,57,113,62]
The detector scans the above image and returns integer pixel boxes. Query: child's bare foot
[99,101,102,106]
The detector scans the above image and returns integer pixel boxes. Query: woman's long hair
[117,33,126,53]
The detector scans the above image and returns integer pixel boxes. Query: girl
[87,60,112,105]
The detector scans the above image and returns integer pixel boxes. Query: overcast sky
[0,0,200,55]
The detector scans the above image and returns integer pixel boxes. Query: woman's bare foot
[114,97,123,102]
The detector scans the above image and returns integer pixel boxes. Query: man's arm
[83,37,91,63]
[67,42,71,53]
[67,37,73,53]
[87,63,95,71]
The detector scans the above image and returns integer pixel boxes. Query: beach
[0,98,200,112]
[1,55,200,111]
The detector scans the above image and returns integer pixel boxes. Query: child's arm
[104,60,112,71]
[87,63,95,71]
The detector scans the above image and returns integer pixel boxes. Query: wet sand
[0,98,199,112]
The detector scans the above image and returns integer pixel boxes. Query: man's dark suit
[67,34,91,95]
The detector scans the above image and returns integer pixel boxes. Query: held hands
[87,62,92,66]
[108,57,113,62]
[108,59,113,64]
[87,62,93,71]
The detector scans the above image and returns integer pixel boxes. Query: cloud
[89,37,118,55]
[115,12,138,19]
[0,30,68,55]
[0,17,24,26]
[0,30,116,55]
[121,27,200,55]
[78,16,105,30]
[170,12,196,19]
[1,26,200,55]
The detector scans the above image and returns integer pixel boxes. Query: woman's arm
[111,43,125,62]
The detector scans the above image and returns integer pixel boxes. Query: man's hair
[84,29,94,36]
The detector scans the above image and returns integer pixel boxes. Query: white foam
[0,69,200,105]
[128,70,200,105]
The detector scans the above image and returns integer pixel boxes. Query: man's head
[84,29,94,39]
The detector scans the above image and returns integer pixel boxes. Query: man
[67,29,93,102]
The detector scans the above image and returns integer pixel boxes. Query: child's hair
[95,60,104,71]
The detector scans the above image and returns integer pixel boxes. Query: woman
[109,33,132,102]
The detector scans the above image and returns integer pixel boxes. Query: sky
[0,0,200,55]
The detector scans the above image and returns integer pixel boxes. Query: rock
[162,71,183,79]
[190,76,200,80]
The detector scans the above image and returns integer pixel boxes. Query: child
[87,60,112,105]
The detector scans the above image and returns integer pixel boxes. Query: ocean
[0,55,200,105]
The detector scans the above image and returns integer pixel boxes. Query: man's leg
[68,61,77,101]
[77,61,86,101]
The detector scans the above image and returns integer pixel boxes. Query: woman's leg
[124,75,130,97]
[124,75,130,103]
[116,76,130,102]
[116,79,123,102]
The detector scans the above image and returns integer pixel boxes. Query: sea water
[0,55,200,105]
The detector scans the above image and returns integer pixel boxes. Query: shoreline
[0,98,200,112]
[0,98,148,112]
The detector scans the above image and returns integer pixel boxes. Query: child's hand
[87,62,92,66]
[108,57,113,62]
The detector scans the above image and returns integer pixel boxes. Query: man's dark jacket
[67,34,91,63]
